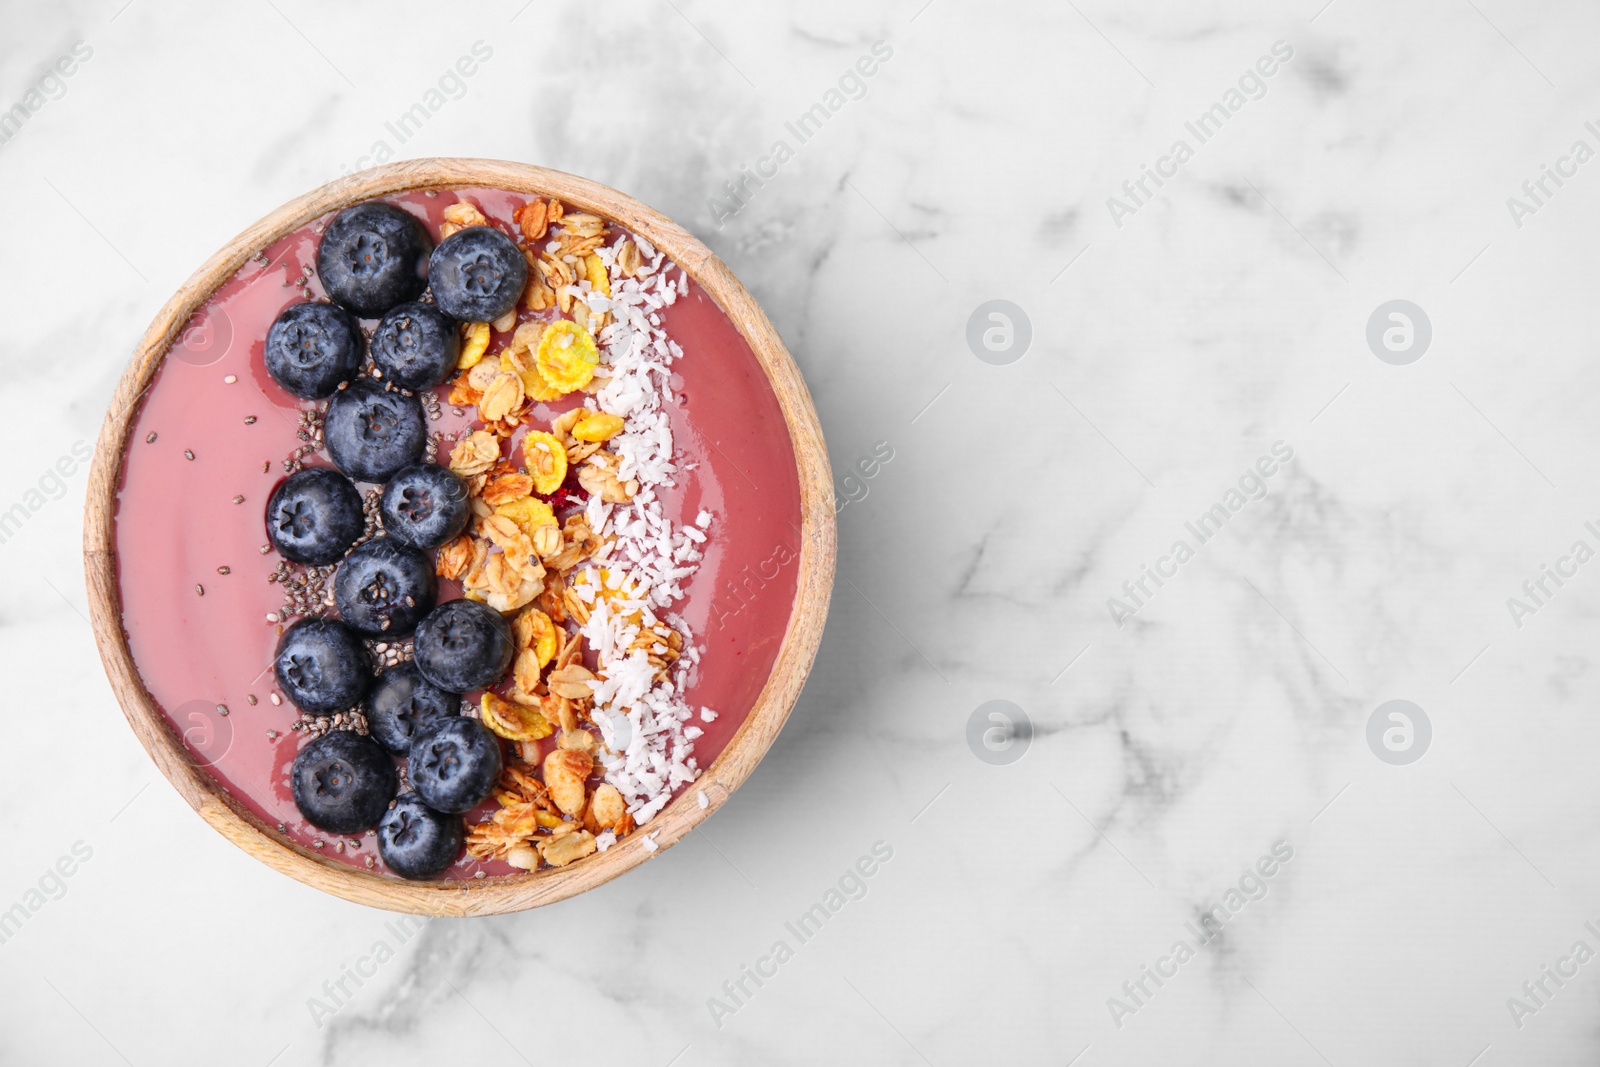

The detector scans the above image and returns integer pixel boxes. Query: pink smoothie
[113,188,802,879]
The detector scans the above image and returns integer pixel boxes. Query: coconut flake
[574,244,723,821]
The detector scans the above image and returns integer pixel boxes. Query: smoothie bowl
[83,159,834,915]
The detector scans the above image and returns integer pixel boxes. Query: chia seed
[184,449,195,461]
[365,635,412,671]
[146,432,157,444]
[281,408,324,474]
[245,416,257,425]
[291,707,369,738]
[195,584,204,596]
[271,557,338,621]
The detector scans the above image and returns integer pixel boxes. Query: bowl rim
[81,158,836,915]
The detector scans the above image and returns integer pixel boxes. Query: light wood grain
[82,159,835,915]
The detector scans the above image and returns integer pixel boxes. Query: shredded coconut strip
[574,237,712,823]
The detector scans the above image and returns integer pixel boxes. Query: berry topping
[315,202,431,318]
[379,464,470,550]
[333,536,437,637]
[323,378,426,483]
[412,599,514,693]
[365,662,459,757]
[371,302,461,391]
[290,731,397,834]
[407,716,503,814]
[427,226,527,323]
[264,467,364,565]
[263,301,363,399]
[377,792,464,879]
[273,617,373,715]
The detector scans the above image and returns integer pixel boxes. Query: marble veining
[5,0,1600,1063]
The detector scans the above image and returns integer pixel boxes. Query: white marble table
[5,0,1600,1063]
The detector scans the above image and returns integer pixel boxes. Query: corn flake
[572,411,624,442]
[503,342,563,402]
[480,692,555,742]
[522,431,568,494]
[494,495,557,540]
[584,253,610,298]
[458,322,491,369]
[535,319,600,394]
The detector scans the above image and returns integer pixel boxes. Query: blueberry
[407,717,503,814]
[290,730,397,834]
[365,663,459,756]
[427,226,527,323]
[379,465,470,550]
[377,792,464,879]
[334,536,436,637]
[371,302,460,391]
[273,617,372,714]
[413,599,514,693]
[323,378,426,482]
[264,467,364,565]
[263,301,363,399]
[316,202,431,318]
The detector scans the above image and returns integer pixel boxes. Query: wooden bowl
[82,159,835,915]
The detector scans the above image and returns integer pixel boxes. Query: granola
[297,192,716,872]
